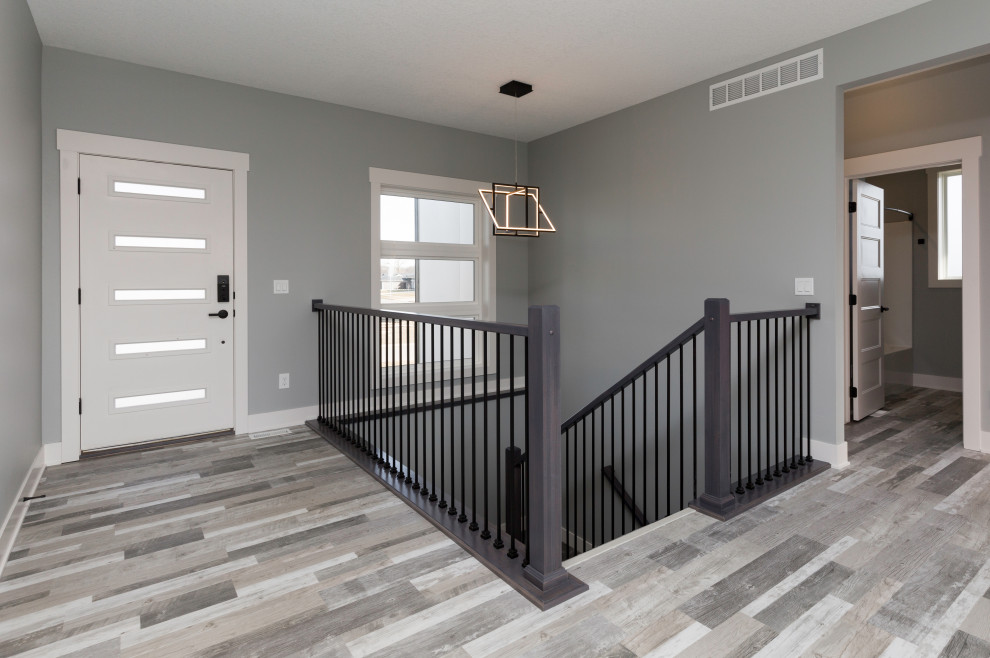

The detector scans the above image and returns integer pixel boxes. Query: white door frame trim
[843,137,983,452]
[57,129,250,462]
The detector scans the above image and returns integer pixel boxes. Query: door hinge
[850,386,858,399]
[849,293,857,306]
[848,201,857,213]
[77,178,81,195]
[78,288,82,304]
[78,398,82,414]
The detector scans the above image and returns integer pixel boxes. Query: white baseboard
[911,373,963,393]
[44,442,62,466]
[247,405,318,434]
[811,438,848,469]
[0,446,46,577]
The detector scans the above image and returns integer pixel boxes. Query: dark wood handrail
[729,303,820,323]
[560,317,705,432]
[312,299,529,336]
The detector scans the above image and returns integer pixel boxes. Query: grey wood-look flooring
[1,386,988,656]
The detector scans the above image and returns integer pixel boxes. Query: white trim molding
[0,447,45,576]
[57,130,250,462]
[44,442,63,466]
[247,406,318,434]
[844,137,983,453]
[811,438,849,470]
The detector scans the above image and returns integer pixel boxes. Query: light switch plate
[795,277,814,296]
[274,280,289,294]
[278,373,290,389]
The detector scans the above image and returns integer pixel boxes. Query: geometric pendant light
[479,80,557,237]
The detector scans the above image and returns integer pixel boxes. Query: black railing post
[522,305,568,592]
[695,298,736,517]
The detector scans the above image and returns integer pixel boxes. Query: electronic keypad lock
[217,275,230,303]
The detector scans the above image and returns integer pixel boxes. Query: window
[371,169,494,320]
[371,169,495,377]
[929,168,963,287]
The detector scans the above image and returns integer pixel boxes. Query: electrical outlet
[278,373,290,389]
[274,280,289,294]
[795,277,814,296]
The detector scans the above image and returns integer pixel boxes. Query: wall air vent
[710,49,823,111]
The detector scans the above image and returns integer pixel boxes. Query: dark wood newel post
[523,304,568,591]
[695,298,737,517]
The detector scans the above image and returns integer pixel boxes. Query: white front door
[80,155,235,451]
[850,179,885,421]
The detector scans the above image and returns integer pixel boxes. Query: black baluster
[456,328,466,522]
[481,331,490,538]
[679,344,685,507]
[523,336,531,568]
[764,319,772,481]
[438,325,447,509]
[666,357,672,516]
[493,333,503,549]
[427,323,436,500]
[449,326,459,518]
[791,316,800,469]
[692,334,698,500]
[797,315,805,466]
[469,329,479,530]
[736,322,744,494]
[507,336,517,559]
[610,396,615,543]
[655,363,659,521]
[746,321,754,490]
[805,316,812,465]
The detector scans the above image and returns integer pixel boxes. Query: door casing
[58,130,250,463]
[842,137,984,453]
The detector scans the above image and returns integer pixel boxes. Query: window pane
[113,181,206,200]
[114,388,205,409]
[944,173,962,279]
[417,199,474,244]
[380,258,415,304]
[419,260,474,303]
[114,289,206,301]
[380,194,474,244]
[381,195,415,242]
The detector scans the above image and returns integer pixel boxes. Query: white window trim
[57,130,249,463]
[927,167,963,288]
[369,168,496,320]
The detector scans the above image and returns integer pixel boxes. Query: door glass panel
[114,235,207,250]
[419,260,474,302]
[113,180,207,200]
[115,339,207,356]
[114,289,207,301]
[380,258,415,304]
[114,388,206,409]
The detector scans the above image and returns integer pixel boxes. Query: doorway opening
[844,141,981,453]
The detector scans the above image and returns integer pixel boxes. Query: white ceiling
[27,0,931,141]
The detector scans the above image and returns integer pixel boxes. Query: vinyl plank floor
[0,387,986,657]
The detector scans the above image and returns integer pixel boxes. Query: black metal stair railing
[560,298,827,557]
[308,301,587,610]
[560,319,705,557]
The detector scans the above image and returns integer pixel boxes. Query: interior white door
[850,179,885,420]
[80,155,235,451]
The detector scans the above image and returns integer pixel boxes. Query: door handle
[880,306,890,313]
[209,310,229,319]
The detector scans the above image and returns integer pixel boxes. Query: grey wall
[866,170,963,380]
[0,2,42,511]
[41,48,530,442]
[528,0,990,445]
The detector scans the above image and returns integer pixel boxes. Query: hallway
[0,388,986,656]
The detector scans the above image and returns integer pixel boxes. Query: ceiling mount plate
[499,80,533,98]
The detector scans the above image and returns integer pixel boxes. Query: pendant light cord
[514,95,519,185]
